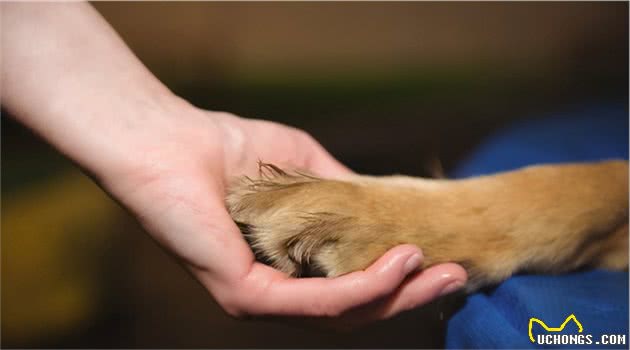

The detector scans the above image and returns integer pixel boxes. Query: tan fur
[226,161,629,291]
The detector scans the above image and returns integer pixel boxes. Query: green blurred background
[2,2,628,348]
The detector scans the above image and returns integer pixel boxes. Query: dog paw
[226,161,629,291]
[225,163,411,277]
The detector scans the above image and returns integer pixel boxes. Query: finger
[300,263,466,331]
[362,262,467,321]
[310,152,354,179]
[253,262,467,331]
[235,244,423,317]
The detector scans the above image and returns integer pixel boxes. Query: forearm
[1,2,188,178]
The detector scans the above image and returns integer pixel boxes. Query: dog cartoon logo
[528,314,583,343]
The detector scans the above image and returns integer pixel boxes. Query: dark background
[2,2,627,348]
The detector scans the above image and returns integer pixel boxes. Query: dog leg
[226,161,628,291]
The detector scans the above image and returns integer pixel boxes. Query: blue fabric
[446,104,629,349]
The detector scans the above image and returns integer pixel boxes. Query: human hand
[98,104,468,324]
[2,1,466,327]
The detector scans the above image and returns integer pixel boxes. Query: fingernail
[439,280,465,296]
[403,253,422,275]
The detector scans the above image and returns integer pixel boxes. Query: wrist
[57,90,197,183]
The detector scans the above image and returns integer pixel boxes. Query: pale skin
[1,2,467,324]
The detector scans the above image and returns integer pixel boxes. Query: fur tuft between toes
[226,162,354,277]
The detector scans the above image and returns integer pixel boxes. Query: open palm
[99,107,467,324]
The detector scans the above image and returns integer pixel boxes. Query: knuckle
[213,110,239,120]
[296,129,316,143]
[311,301,344,318]
[216,290,254,319]
[324,308,344,318]
[221,301,248,319]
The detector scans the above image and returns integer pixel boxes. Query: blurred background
[2,2,628,348]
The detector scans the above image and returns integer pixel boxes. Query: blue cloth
[446,104,629,349]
